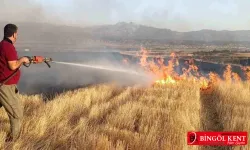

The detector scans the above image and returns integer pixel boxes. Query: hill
[1,22,250,51]
[84,22,250,42]
[0,82,249,149]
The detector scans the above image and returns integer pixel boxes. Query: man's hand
[8,57,30,70]
[21,56,30,64]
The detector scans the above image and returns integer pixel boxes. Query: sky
[1,0,250,31]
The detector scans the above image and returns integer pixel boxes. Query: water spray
[52,61,147,77]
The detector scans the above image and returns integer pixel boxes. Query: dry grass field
[0,80,249,150]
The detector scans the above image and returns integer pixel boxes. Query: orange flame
[155,76,176,85]
[232,72,241,82]
[208,72,221,86]
[136,47,250,91]
[138,46,148,67]
[200,77,209,91]
[242,66,250,81]
[223,65,232,83]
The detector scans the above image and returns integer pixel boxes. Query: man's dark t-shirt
[0,37,20,85]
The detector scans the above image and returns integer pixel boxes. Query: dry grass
[0,81,249,150]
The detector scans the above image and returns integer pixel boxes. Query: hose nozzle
[44,57,52,68]
[44,57,53,62]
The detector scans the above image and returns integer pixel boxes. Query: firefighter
[0,24,29,142]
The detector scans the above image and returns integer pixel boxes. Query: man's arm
[8,57,30,71]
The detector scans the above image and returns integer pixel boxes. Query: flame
[232,72,241,82]
[223,65,232,83]
[138,46,148,67]
[209,72,221,84]
[136,47,250,91]
[200,77,209,91]
[242,66,250,81]
[222,65,241,83]
[155,76,176,85]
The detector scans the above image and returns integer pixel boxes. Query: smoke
[18,51,153,96]
[0,0,63,24]
[0,0,248,31]
[66,0,193,31]
[0,0,210,31]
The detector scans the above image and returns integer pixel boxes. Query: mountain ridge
[1,21,250,49]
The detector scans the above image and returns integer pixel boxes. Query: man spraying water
[0,24,53,142]
[0,24,31,142]
[0,24,150,142]
[0,24,54,142]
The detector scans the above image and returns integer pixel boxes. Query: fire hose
[0,56,52,87]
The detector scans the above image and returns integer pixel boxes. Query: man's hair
[4,24,18,38]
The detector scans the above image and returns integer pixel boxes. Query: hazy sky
[1,0,250,31]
